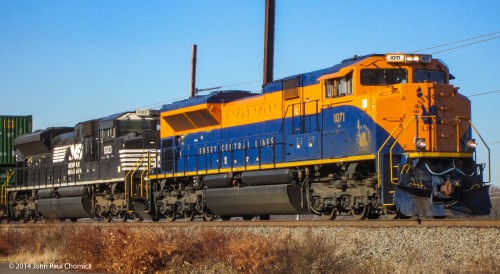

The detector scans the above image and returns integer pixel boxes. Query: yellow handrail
[139,151,153,199]
[377,124,403,188]
[124,156,146,207]
[1,170,15,216]
[388,116,417,184]
[125,151,158,207]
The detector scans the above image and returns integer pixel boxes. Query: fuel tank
[37,197,92,219]
[203,184,307,216]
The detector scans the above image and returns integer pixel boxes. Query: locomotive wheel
[351,205,369,220]
[366,208,380,219]
[26,217,38,224]
[202,213,215,222]
[150,215,160,222]
[383,206,411,219]
[383,206,399,219]
[184,211,195,222]
[0,218,10,224]
[242,215,254,221]
[121,212,128,222]
[165,212,176,222]
[320,209,337,221]
[134,213,144,222]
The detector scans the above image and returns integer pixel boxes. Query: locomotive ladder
[0,170,15,216]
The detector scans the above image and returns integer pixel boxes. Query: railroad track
[1,219,499,228]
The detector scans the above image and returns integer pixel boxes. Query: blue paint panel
[285,132,321,162]
[158,104,406,175]
[321,106,375,157]
[322,130,349,158]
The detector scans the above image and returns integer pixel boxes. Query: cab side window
[325,72,353,98]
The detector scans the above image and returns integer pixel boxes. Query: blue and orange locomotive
[0,53,491,222]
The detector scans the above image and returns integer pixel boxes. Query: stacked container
[0,115,32,185]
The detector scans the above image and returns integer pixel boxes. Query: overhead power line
[469,90,500,97]
[413,31,500,53]
[431,35,500,54]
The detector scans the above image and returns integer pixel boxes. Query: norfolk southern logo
[356,119,371,152]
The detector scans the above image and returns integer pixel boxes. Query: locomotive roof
[160,54,382,112]
[161,90,256,112]
[100,111,129,122]
[263,54,382,93]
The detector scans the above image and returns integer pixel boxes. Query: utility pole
[263,0,275,85]
[190,44,197,98]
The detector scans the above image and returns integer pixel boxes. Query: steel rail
[1,219,499,228]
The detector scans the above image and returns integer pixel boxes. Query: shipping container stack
[0,115,32,213]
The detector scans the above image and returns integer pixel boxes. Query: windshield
[361,69,407,85]
[414,70,447,84]
[118,119,156,135]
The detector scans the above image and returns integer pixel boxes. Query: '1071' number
[333,112,345,123]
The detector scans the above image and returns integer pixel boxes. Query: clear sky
[1,1,499,184]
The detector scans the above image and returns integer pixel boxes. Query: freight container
[0,115,32,165]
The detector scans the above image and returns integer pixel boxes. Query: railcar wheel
[70,218,78,223]
[320,209,337,220]
[202,213,215,222]
[351,205,368,220]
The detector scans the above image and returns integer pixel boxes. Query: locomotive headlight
[406,55,420,63]
[467,139,477,149]
[415,138,427,150]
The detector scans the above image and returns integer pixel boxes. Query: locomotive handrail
[125,154,147,210]
[376,124,403,188]
[139,152,151,199]
[388,116,418,185]
[377,115,438,188]
[459,117,491,183]
[1,170,15,215]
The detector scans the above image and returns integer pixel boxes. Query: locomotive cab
[310,53,490,217]
[318,53,490,217]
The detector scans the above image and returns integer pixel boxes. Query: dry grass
[0,225,498,274]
